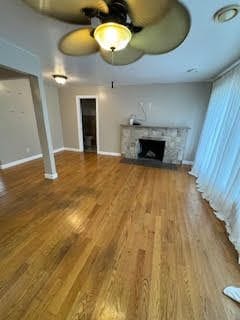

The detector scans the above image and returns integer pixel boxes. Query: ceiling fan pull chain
[111,47,115,66]
[111,47,115,88]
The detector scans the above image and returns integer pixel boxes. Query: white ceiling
[0,0,239,85]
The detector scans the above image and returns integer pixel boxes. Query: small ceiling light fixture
[187,68,198,73]
[214,5,240,23]
[94,22,132,51]
[53,74,68,85]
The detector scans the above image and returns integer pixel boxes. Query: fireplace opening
[138,138,165,161]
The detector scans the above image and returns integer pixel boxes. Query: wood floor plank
[0,152,239,320]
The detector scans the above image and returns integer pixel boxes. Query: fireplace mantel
[120,124,190,130]
[120,124,190,164]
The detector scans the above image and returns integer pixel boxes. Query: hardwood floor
[0,152,239,320]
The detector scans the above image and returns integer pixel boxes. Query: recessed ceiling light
[53,74,68,85]
[214,5,240,23]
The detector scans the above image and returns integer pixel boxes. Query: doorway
[76,96,99,153]
[0,38,57,179]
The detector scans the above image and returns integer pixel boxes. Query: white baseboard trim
[0,148,122,170]
[0,147,65,170]
[182,160,194,165]
[98,151,121,157]
[53,147,65,153]
[64,147,82,152]
[44,173,58,180]
[0,153,43,169]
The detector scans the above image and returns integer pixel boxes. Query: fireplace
[138,138,165,161]
[121,125,189,164]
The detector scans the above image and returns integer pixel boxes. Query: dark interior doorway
[80,98,97,153]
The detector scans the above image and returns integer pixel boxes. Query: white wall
[59,82,212,161]
[0,78,63,165]
[0,79,211,165]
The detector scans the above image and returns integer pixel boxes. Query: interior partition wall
[0,37,57,179]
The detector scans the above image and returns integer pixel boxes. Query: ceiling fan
[22,0,190,66]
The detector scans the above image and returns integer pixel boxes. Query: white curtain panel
[190,65,240,261]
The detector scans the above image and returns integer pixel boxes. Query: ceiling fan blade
[100,45,143,65]
[59,28,99,56]
[130,2,190,54]
[126,0,176,27]
[22,0,109,24]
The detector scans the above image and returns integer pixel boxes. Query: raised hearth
[120,125,189,164]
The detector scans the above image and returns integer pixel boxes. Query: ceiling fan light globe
[94,22,132,51]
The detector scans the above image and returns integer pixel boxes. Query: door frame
[76,95,99,153]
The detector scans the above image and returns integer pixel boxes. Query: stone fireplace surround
[120,125,189,165]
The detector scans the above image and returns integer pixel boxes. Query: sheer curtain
[190,65,240,262]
